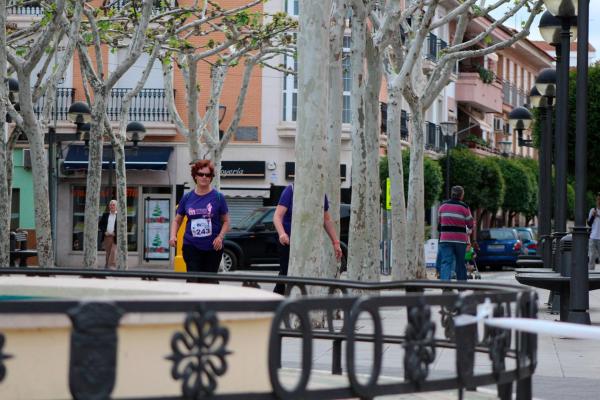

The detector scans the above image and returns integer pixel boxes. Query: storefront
[56,144,175,268]
[219,161,270,225]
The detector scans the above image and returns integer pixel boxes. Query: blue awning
[63,145,172,171]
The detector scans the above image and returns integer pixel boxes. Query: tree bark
[347,1,381,283]
[405,103,427,279]
[386,86,408,280]
[0,0,9,267]
[288,0,331,280]
[347,1,368,281]
[83,100,107,268]
[322,0,346,279]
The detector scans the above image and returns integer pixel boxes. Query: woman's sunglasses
[196,172,213,178]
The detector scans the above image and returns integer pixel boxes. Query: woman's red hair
[190,159,215,179]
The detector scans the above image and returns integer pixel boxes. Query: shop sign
[220,161,265,179]
[144,198,171,260]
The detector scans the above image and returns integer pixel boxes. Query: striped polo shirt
[438,199,473,243]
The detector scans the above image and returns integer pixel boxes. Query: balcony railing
[33,88,75,121]
[7,1,42,15]
[106,88,170,122]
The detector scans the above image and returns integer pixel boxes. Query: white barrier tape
[454,313,600,339]
[484,318,600,340]
[453,298,495,327]
[452,297,600,339]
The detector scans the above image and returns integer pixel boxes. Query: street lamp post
[535,68,560,271]
[570,0,591,324]
[439,121,457,200]
[530,84,556,270]
[539,3,578,263]
[509,106,534,149]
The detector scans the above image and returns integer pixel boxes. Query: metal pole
[569,0,591,325]
[445,136,451,200]
[542,103,554,269]
[555,20,570,235]
[48,127,55,241]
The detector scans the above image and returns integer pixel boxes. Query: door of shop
[140,193,172,267]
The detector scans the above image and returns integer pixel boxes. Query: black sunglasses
[196,172,213,178]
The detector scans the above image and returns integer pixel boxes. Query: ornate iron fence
[106,88,170,122]
[0,268,538,400]
[33,88,75,121]
[7,2,42,15]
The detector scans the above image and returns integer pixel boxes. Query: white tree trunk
[347,2,368,280]
[322,0,346,279]
[185,60,202,162]
[288,0,331,280]
[386,86,408,280]
[405,103,427,278]
[347,1,380,283]
[0,0,9,266]
[364,32,382,280]
[83,103,106,268]
[16,76,54,267]
[113,137,127,270]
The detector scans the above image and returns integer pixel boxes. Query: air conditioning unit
[494,117,505,132]
[58,160,87,178]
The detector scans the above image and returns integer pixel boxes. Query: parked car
[476,228,522,269]
[515,227,537,255]
[221,204,350,272]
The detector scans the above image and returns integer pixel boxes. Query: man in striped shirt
[438,186,474,281]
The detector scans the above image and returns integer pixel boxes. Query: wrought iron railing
[7,1,42,15]
[106,88,170,122]
[0,268,538,400]
[33,87,75,121]
[503,80,511,105]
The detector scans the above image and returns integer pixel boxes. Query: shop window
[72,186,139,252]
[10,188,19,230]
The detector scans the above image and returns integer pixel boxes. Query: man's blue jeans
[439,242,467,281]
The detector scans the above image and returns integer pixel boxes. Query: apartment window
[342,36,351,124]
[282,54,298,122]
[400,110,409,140]
[283,35,351,124]
[10,189,19,230]
[285,0,299,15]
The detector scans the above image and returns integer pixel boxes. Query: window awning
[220,188,270,198]
[63,145,172,171]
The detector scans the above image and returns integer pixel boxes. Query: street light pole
[554,18,571,238]
[569,0,591,324]
[439,121,457,200]
[445,141,451,199]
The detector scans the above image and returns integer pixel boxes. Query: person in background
[438,186,474,281]
[272,184,343,295]
[99,199,118,269]
[587,193,600,270]
[169,160,230,280]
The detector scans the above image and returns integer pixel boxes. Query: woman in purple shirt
[169,160,230,277]
[272,184,342,294]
